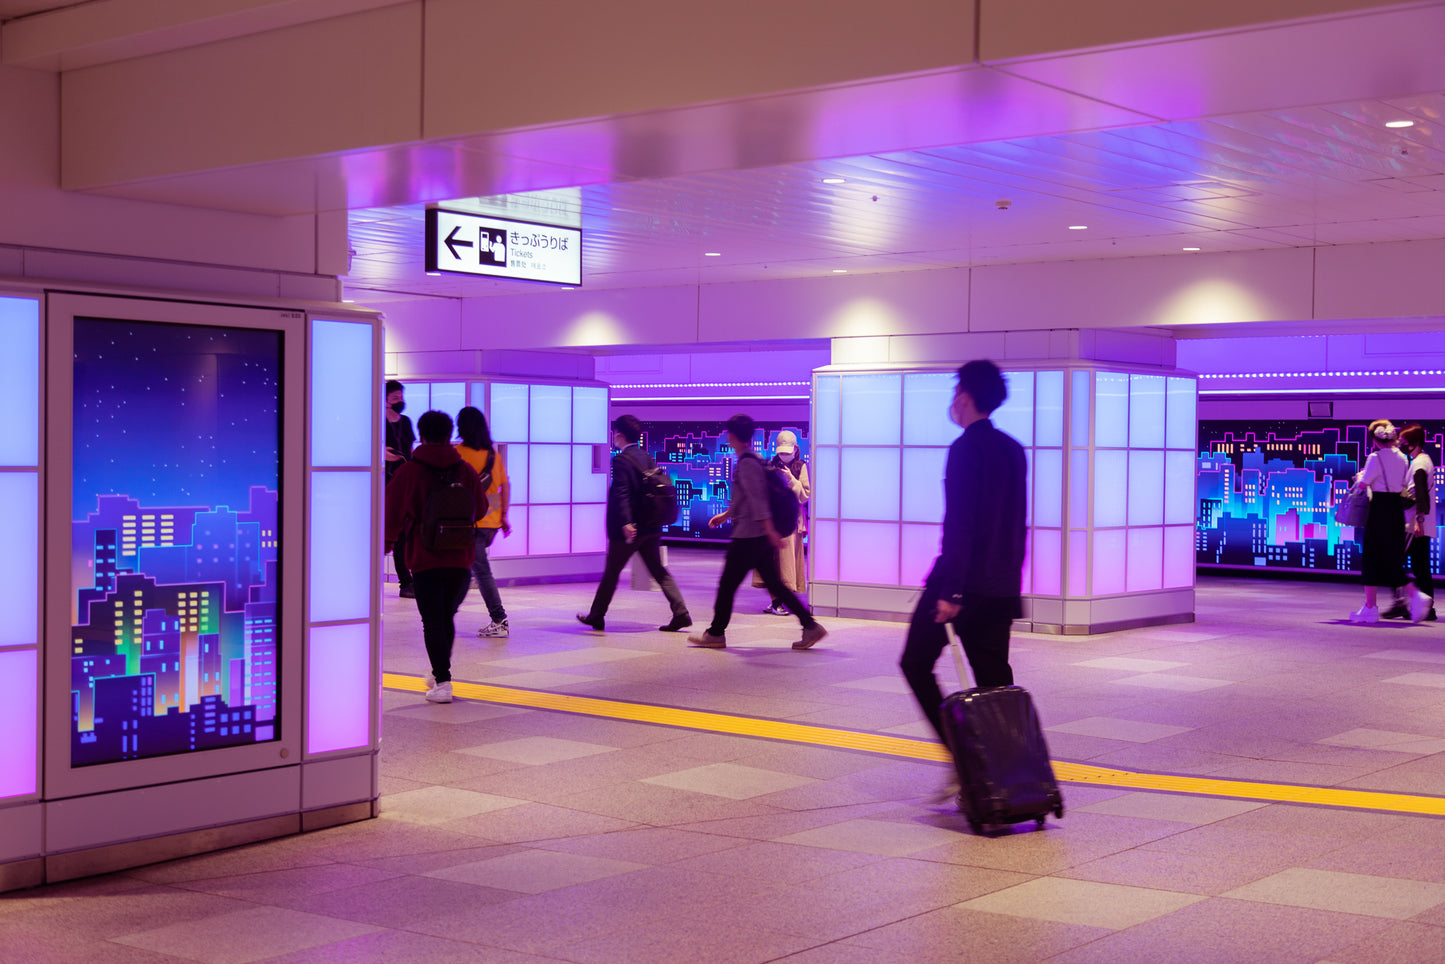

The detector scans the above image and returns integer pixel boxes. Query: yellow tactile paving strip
[383,672,1445,817]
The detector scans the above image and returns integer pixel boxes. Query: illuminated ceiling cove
[344,95,1445,303]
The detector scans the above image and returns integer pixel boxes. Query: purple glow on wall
[0,649,38,799]
[307,623,371,755]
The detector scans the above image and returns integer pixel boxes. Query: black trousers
[708,536,815,635]
[393,541,413,589]
[413,567,470,684]
[587,534,689,620]
[1407,535,1435,600]
[900,583,1015,745]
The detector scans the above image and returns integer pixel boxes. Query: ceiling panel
[343,96,1445,304]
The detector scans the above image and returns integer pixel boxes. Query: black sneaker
[1382,601,1410,620]
[398,585,416,599]
[659,614,692,632]
[575,613,605,632]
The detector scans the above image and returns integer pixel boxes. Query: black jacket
[928,418,1028,603]
[605,445,658,540]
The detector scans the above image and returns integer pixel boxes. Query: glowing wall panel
[310,320,373,468]
[903,373,958,445]
[1093,529,1127,595]
[507,444,530,505]
[1094,451,1128,528]
[306,623,370,755]
[812,519,838,581]
[488,508,527,559]
[841,374,901,445]
[1068,530,1088,597]
[572,445,606,504]
[1128,451,1165,526]
[309,471,372,623]
[901,523,941,587]
[0,649,37,798]
[1071,371,1091,447]
[429,382,465,422]
[813,446,839,519]
[489,383,529,441]
[574,386,608,442]
[1165,525,1195,588]
[1035,371,1064,447]
[528,505,570,555]
[530,385,572,442]
[995,371,1035,446]
[1127,527,1164,592]
[0,473,38,646]
[1034,450,1063,527]
[0,297,40,467]
[841,448,900,521]
[839,521,900,585]
[901,448,947,523]
[528,445,571,503]
[571,504,606,554]
[815,376,840,445]
[1032,528,1062,596]
[1130,375,1166,448]
[1166,451,1196,525]
[1095,373,1129,447]
[1167,377,1197,449]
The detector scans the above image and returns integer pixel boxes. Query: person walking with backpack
[577,415,691,633]
[456,406,512,638]
[385,410,488,703]
[689,414,827,650]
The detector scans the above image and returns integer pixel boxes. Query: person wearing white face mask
[754,430,811,615]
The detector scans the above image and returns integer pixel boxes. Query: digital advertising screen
[1197,419,1442,576]
[634,421,810,542]
[70,318,283,767]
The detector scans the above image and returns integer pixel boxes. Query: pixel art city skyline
[1197,420,1443,575]
[70,318,282,767]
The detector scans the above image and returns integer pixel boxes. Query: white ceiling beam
[0,0,408,70]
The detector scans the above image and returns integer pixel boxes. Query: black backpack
[419,462,483,551]
[743,453,801,537]
[627,449,679,530]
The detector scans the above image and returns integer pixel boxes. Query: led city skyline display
[1197,419,1443,575]
[71,318,282,766]
[633,421,809,541]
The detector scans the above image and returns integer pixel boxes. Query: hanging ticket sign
[424,208,582,286]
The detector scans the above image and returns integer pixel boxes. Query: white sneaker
[478,619,509,638]
[425,681,453,703]
[1349,605,1380,624]
[1410,594,1434,623]
[424,674,436,690]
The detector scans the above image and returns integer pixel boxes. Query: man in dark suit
[900,360,1028,745]
[577,414,691,633]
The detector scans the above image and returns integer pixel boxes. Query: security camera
[995,199,1012,211]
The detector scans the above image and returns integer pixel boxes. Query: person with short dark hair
[899,360,1027,767]
[577,414,691,633]
[688,414,827,650]
[456,406,512,638]
[385,410,488,703]
[384,379,417,598]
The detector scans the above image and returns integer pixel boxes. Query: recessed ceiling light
[821,177,847,184]
[1386,120,1415,128]
[1183,246,1201,251]
[1068,225,1088,230]
[426,271,440,276]
[832,269,848,274]
[341,298,355,303]
[704,252,722,257]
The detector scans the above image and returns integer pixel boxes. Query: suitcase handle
[944,620,972,690]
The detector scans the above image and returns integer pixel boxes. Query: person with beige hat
[753,429,811,615]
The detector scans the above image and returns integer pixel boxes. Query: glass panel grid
[310,320,373,468]
[840,373,902,445]
[0,296,40,467]
[840,447,901,521]
[306,623,370,755]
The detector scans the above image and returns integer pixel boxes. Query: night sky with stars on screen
[72,318,282,520]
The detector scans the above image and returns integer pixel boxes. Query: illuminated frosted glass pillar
[308,319,379,756]
[0,295,40,802]
[810,363,1197,634]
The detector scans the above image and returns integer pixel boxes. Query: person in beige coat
[756,430,811,615]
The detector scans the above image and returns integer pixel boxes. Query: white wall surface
[0,64,342,287]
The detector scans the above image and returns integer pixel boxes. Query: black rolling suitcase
[939,624,1063,835]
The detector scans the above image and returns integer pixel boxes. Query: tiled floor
[8,552,1445,962]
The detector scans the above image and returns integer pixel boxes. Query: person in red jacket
[385,410,488,703]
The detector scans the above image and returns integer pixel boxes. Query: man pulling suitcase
[899,360,1060,829]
